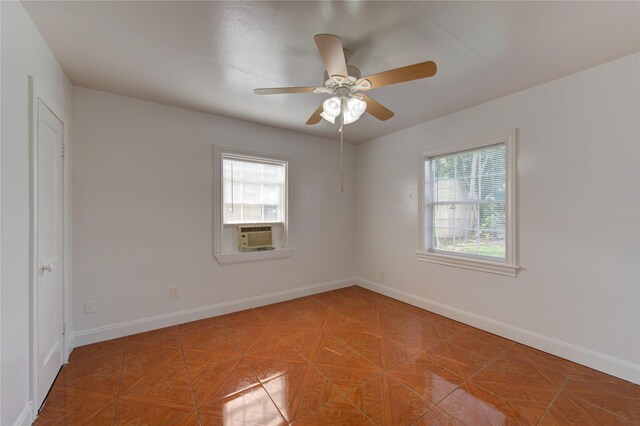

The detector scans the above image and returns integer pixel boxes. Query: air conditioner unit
[237,225,273,251]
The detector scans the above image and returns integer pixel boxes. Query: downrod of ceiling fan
[343,48,352,64]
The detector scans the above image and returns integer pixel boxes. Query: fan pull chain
[339,109,344,192]
[340,127,344,192]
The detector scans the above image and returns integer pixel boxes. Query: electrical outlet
[84,300,96,314]
[170,286,179,299]
[379,270,385,279]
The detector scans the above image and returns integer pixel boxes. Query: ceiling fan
[254,34,437,127]
[254,34,437,191]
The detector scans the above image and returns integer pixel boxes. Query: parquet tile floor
[35,286,640,425]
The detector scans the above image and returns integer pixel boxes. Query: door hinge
[61,144,66,158]
[62,322,66,335]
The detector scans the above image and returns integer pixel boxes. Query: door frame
[28,75,71,419]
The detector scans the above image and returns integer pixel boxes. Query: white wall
[355,53,640,383]
[1,1,73,424]
[71,87,354,341]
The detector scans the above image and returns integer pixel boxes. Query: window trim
[417,129,519,276]
[213,146,291,264]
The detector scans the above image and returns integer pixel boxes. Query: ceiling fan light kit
[254,34,437,190]
[342,97,366,125]
[320,96,341,124]
[320,95,367,125]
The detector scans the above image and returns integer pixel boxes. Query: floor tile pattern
[36,286,640,425]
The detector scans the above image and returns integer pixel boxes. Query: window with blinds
[425,143,506,260]
[222,154,287,224]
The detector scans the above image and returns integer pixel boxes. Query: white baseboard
[64,333,74,362]
[73,278,355,347]
[356,277,640,385]
[13,402,32,426]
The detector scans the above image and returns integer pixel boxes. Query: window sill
[416,251,519,277]
[223,222,285,227]
[214,248,294,265]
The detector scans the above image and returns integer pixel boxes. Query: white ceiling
[23,1,640,143]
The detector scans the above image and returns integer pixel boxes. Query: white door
[36,99,64,409]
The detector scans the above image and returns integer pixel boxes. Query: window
[222,154,287,224]
[429,144,506,258]
[419,129,518,276]
[213,147,292,264]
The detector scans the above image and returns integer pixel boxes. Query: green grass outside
[460,245,505,257]
[438,241,505,258]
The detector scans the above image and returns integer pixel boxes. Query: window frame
[417,129,519,276]
[213,146,291,264]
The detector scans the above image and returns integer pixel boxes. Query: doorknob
[41,264,54,273]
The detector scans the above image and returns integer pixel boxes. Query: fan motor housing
[335,87,350,97]
[323,64,361,83]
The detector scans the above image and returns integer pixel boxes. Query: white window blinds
[222,155,286,224]
[426,143,506,260]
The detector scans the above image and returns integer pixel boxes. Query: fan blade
[357,61,437,90]
[360,94,394,121]
[314,34,348,79]
[306,104,324,125]
[254,86,319,95]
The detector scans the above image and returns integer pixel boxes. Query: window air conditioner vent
[237,225,273,251]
